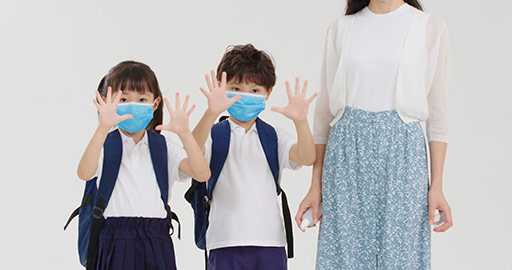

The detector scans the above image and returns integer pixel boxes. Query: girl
[296,0,453,269]
[77,60,210,270]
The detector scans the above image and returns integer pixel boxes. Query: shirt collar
[118,128,149,145]
[227,118,258,134]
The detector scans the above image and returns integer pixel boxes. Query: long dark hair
[345,0,422,15]
[101,60,164,133]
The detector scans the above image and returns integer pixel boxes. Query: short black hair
[216,44,276,90]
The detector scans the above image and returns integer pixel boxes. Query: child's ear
[153,96,161,112]
[265,88,273,100]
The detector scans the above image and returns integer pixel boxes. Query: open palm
[271,78,318,122]
[200,70,241,115]
[156,93,195,135]
[93,87,133,128]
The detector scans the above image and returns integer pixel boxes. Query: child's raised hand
[199,70,241,116]
[271,78,318,122]
[155,93,196,135]
[93,87,133,129]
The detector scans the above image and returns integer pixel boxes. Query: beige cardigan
[313,7,450,144]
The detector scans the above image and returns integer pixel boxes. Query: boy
[192,44,317,270]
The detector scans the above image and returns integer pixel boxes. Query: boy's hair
[100,60,164,133]
[216,44,276,90]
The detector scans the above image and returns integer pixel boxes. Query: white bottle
[300,206,322,231]
[433,210,446,226]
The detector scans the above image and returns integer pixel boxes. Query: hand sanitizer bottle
[300,206,322,231]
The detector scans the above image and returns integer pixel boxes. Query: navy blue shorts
[94,217,176,270]
[208,246,287,270]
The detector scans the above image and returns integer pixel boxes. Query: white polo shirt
[94,129,190,218]
[205,118,301,251]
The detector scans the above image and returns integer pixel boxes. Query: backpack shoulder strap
[255,118,279,183]
[255,118,294,259]
[96,129,123,213]
[147,130,181,239]
[207,119,231,197]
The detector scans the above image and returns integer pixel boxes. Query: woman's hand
[428,188,453,232]
[200,70,241,116]
[93,87,133,129]
[155,93,195,135]
[271,78,318,123]
[295,185,322,232]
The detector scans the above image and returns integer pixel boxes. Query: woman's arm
[428,141,453,232]
[295,144,326,231]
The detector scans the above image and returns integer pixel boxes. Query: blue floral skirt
[317,107,430,270]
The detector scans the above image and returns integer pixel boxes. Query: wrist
[205,108,221,118]
[176,130,192,138]
[96,125,112,134]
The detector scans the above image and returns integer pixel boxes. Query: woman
[296,0,453,269]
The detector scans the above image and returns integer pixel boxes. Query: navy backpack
[64,129,180,269]
[184,117,294,263]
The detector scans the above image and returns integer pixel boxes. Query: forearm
[192,111,218,152]
[310,144,326,191]
[428,141,447,191]
[293,120,316,166]
[77,126,110,180]
[179,131,211,181]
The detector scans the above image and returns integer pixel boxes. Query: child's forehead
[120,88,153,96]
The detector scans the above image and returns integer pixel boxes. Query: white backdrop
[1,0,511,269]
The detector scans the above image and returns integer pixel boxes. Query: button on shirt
[94,129,190,218]
[205,118,301,251]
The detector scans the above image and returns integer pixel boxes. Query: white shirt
[95,129,190,218]
[314,4,450,143]
[348,4,413,111]
[205,118,301,251]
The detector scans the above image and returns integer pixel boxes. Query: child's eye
[232,87,240,91]
[120,98,128,102]
[139,98,147,102]
[251,89,259,93]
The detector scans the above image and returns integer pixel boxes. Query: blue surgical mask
[116,102,154,133]
[226,91,266,122]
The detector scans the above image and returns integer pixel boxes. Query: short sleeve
[275,126,301,171]
[204,134,212,165]
[426,21,450,143]
[164,137,190,183]
[313,20,341,144]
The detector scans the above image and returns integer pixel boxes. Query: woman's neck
[368,0,406,14]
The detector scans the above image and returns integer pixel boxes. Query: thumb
[119,114,133,122]
[428,205,436,225]
[312,204,320,225]
[271,107,284,113]
[295,204,309,230]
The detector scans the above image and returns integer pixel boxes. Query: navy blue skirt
[94,217,176,270]
[208,246,287,270]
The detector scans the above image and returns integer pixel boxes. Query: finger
[106,87,112,104]
[155,125,164,131]
[428,205,436,225]
[211,70,219,87]
[113,90,123,105]
[164,97,174,113]
[306,92,319,104]
[92,98,101,110]
[96,91,105,105]
[205,74,214,92]
[294,77,300,96]
[175,92,181,111]
[295,204,309,231]
[182,95,190,111]
[221,71,227,88]
[229,95,242,104]
[435,207,453,232]
[199,87,210,97]
[119,114,133,122]
[301,80,309,97]
[271,107,285,114]
[312,205,320,224]
[187,104,196,115]
[285,81,292,99]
